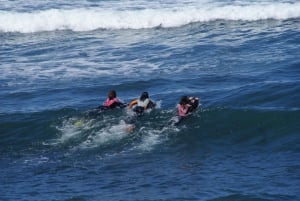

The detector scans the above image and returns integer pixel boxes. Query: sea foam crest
[1,3,300,33]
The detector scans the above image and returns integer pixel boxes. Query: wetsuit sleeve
[147,100,156,109]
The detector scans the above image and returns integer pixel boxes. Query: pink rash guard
[177,104,190,117]
[104,98,119,107]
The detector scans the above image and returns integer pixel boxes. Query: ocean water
[1,0,300,200]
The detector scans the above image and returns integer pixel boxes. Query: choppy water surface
[1,0,300,200]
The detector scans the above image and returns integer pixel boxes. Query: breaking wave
[1,3,300,33]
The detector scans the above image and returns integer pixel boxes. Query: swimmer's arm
[128,100,138,109]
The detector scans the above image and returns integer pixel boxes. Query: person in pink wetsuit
[104,90,119,107]
[94,90,125,112]
[172,96,199,125]
[177,96,199,117]
[103,90,125,109]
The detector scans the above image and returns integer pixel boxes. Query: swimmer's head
[140,92,149,101]
[179,96,189,105]
[108,90,117,100]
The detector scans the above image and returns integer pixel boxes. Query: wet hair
[179,96,189,105]
[108,90,117,100]
[140,92,149,101]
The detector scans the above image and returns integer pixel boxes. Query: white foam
[136,129,162,151]
[54,117,96,144]
[1,3,300,33]
[78,120,132,149]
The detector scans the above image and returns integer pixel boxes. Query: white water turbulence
[1,2,300,33]
[78,120,134,150]
[53,116,135,150]
[52,117,97,145]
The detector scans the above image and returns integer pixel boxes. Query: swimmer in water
[171,96,199,125]
[104,90,125,108]
[128,92,156,116]
[97,90,126,110]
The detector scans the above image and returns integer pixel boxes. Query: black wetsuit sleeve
[146,100,156,109]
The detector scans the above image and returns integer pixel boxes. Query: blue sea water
[1,0,300,200]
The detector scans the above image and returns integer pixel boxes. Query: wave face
[1,108,299,154]
[1,2,300,33]
[1,107,299,200]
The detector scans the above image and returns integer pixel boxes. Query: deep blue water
[1,1,300,201]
